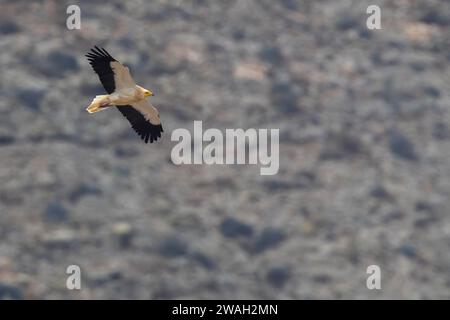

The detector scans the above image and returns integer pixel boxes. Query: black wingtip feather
[86,46,117,94]
[116,105,163,144]
[92,46,106,56]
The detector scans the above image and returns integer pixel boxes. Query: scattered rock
[415,201,434,212]
[382,210,404,223]
[37,51,79,77]
[68,184,102,203]
[0,283,23,299]
[114,146,139,158]
[0,135,15,146]
[369,185,392,201]
[358,27,372,39]
[111,222,134,248]
[16,88,45,111]
[0,20,20,35]
[89,267,122,286]
[432,122,450,140]
[270,81,299,114]
[158,236,188,258]
[420,8,450,26]
[263,180,296,192]
[388,130,418,161]
[266,267,290,288]
[263,172,314,192]
[280,0,299,10]
[233,60,267,81]
[414,201,437,228]
[232,28,246,41]
[312,274,332,284]
[253,228,286,254]
[219,217,254,238]
[191,252,216,270]
[41,229,77,248]
[336,14,360,31]
[423,85,440,98]
[43,201,68,222]
[118,37,136,50]
[399,244,417,259]
[320,132,363,160]
[296,171,316,187]
[258,46,283,65]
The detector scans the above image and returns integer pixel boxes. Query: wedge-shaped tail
[86,95,111,113]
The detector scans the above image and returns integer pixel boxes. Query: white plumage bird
[85,46,163,143]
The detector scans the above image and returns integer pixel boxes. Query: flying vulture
[85,46,163,143]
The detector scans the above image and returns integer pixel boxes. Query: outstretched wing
[110,61,136,90]
[86,46,136,92]
[85,46,117,94]
[86,47,162,143]
[116,100,163,144]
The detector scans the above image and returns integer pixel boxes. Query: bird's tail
[86,95,111,113]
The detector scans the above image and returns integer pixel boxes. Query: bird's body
[87,86,144,112]
[85,47,163,143]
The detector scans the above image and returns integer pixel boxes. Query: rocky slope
[0,0,449,299]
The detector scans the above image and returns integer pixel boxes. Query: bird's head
[144,89,154,97]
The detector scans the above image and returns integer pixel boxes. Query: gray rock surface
[0,0,449,299]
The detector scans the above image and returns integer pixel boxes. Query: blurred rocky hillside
[0,0,449,299]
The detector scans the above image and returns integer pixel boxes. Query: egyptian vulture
[85,46,163,143]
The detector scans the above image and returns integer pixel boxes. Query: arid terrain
[0,0,449,299]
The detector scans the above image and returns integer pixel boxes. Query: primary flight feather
[85,46,163,143]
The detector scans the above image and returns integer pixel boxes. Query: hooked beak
[145,91,154,97]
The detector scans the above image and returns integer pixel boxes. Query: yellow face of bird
[144,89,154,97]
